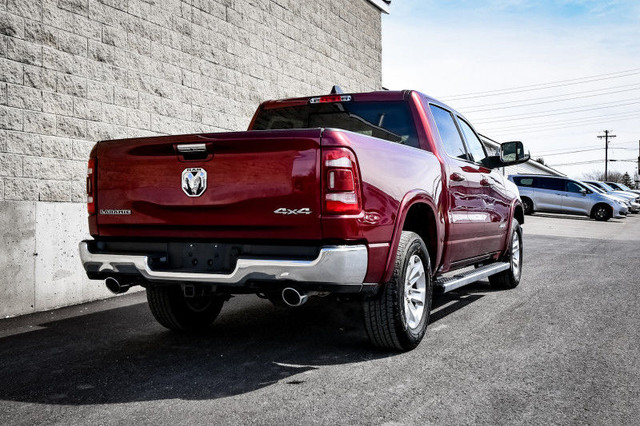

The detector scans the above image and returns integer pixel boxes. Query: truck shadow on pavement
[0,288,488,406]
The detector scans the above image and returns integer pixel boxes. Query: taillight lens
[323,148,361,214]
[87,158,96,214]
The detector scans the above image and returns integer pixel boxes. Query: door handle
[450,173,465,182]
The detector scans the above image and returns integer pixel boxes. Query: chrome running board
[435,262,510,293]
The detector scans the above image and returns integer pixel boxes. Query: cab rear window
[252,101,420,148]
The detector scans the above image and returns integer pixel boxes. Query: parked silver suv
[508,175,628,221]
[605,181,640,197]
[584,181,640,213]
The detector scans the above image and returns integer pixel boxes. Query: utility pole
[637,140,640,188]
[597,130,616,180]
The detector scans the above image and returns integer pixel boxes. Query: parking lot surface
[1,214,639,425]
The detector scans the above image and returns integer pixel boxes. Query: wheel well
[590,202,612,217]
[514,204,524,225]
[402,203,437,272]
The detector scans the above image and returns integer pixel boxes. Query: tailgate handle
[177,143,209,160]
[177,143,207,153]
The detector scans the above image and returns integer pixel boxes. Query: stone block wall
[0,0,383,317]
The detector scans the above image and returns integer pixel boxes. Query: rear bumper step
[79,241,368,287]
[435,262,510,293]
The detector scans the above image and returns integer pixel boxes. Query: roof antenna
[330,85,344,94]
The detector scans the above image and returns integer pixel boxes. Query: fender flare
[502,199,524,257]
[381,190,444,283]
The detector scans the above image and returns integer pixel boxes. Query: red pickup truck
[80,89,528,351]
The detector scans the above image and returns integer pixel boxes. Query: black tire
[522,197,534,215]
[363,231,433,351]
[489,221,523,289]
[592,204,612,221]
[147,285,225,331]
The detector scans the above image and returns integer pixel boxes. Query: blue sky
[382,1,640,178]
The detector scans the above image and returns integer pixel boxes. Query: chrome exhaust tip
[105,277,130,294]
[282,287,308,307]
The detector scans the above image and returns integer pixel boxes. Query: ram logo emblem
[182,168,207,197]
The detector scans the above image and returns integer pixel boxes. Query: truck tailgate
[95,129,322,240]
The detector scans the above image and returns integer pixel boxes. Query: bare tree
[582,170,624,182]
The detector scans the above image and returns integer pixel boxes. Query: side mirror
[500,141,530,165]
[580,188,587,196]
[481,141,530,169]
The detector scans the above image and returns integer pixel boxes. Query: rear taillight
[323,148,361,215]
[87,157,96,214]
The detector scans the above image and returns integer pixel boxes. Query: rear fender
[382,191,444,283]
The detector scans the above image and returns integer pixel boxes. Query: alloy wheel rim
[403,254,426,330]
[511,231,521,277]
[596,207,607,219]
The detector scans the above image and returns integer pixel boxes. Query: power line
[472,98,640,124]
[454,82,640,110]
[480,110,640,129]
[485,121,640,137]
[441,67,640,101]
[481,110,640,133]
[549,159,636,167]
[535,141,639,155]
[532,147,636,157]
[460,85,640,113]
[486,120,640,137]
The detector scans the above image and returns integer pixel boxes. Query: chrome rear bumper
[79,241,368,286]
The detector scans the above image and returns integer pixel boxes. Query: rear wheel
[522,197,534,215]
[363,231,433,351]
[592,204,611,221]
[147,285,225,331]
[489,221,523,289]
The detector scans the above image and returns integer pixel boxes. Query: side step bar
[435,262,510,293]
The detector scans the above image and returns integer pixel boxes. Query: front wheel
[593,204,611,221]
[363,231,433,351]
[489,221,523,289]
[147,285,225,331]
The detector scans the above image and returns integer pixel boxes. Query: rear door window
[429,105,468,160]
[514,177,535,187]
[539,177,565,191]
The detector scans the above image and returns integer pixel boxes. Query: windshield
[598,182,617,191]
[583,182,604,193]
[617,183,633,191]
[606,182,622,190]
[252,101,420,148]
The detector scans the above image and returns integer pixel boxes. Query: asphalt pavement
[1,213,639,425]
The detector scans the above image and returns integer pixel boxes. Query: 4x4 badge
[274,208,311,215]
[182,168,207,197]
